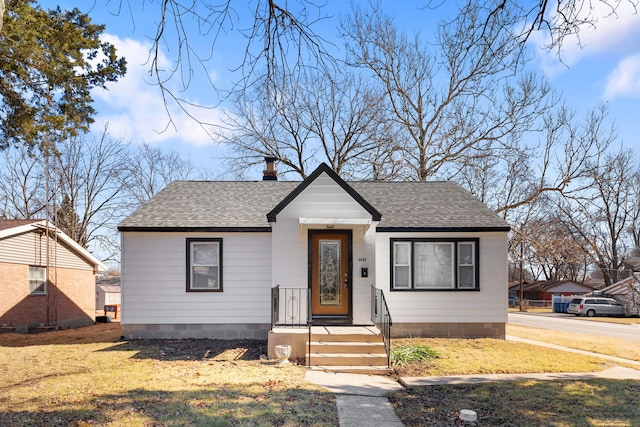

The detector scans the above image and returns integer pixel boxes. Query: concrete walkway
[305,371,404,427]
[305,337,640,427]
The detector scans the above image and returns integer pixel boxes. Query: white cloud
[531,1,640,75]
[92,34,224,146]
[604,52,640,99]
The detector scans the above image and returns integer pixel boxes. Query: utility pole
[519,239,525,312]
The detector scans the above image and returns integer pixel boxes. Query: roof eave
[376,226,512,233]
[118,226,273,233]
[266,163,382,223]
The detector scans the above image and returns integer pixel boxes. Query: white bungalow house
[118,161,510,369]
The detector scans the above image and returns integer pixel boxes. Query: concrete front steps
[307,326,393,375]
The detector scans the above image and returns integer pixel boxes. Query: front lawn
[389,378,640,426]
[2,323,639,426]
[0,324,336,426]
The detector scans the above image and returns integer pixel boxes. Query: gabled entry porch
[269,285,393,373]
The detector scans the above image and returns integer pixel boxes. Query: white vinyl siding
[271,174,376,324]
[121,232,272,324]
[378,232,508,324]
[0,231,93,271]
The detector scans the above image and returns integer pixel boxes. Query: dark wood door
[310,231,350,317]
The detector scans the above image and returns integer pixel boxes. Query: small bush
[391,343,440,367]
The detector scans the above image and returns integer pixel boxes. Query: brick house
[0,219,106,333]
[508,279,600,301]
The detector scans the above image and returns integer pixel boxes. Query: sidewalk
[506,335,640,366]
[305,337,640,427]
[305,370,404,427]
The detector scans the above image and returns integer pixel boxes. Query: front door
[310,230,351,321]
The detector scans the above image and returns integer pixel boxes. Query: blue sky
[43,1,640,179]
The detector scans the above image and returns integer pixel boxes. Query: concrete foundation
[390,322,505,339]
[123,323,271,339]
[267,328,309,362]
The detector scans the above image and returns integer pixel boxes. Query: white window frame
[186,238,222,292]
[29,266,47,295]
[392,241,412,289]
[457,242,476,289]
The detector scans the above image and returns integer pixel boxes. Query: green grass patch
[391,343,439,367]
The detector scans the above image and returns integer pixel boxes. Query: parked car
[567,297,626,317]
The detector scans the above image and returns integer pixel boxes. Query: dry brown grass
[571,316,640,325]
[390,330,640,426]
[389,379,640,426]
[0,323,337,426]
[507,324,640,362]
[3,323,640,427]
[391,337,612,377]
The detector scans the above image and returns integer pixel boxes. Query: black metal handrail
[270,286,312,367]
[371,285,393,367]
[271,285,279,327]
[271,286,309,327]
[307,289,312,368]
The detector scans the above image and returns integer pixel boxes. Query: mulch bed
[115,338,269,361]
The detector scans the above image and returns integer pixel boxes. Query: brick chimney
[263,157,278,181]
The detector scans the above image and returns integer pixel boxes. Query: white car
[567,297,626,317]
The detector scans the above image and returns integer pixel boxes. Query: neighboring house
[596,275,640,315]
[0,219,106,333]
[508,279,600,301]
[96,275,121,311]
[622,256,640,275]
[119,161,511,345]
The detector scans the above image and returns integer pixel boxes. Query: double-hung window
[186,238,222,292]
[391,239,478,290]
[29,266,47,294]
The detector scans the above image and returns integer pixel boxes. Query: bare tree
[51,128,131,259]
[123,0,335,133]
[343,1,556,182]
[217,68,392,179]
[0,145,47,219]
[628,171,640,256]
[511,0,638,53]
[0,0,4,32]
[557,148,640,286]
[298,71,395,179]
[523,216,591,281]
[112,0,637,127]
[125,143,199,205]
[459,105,613,226]
[217,73,313,179]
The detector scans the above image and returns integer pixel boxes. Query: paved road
[508,312,640,343]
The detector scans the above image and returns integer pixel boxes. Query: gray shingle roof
[0,219,41,231]
[119,177,510,231]
[351,181,510,230]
